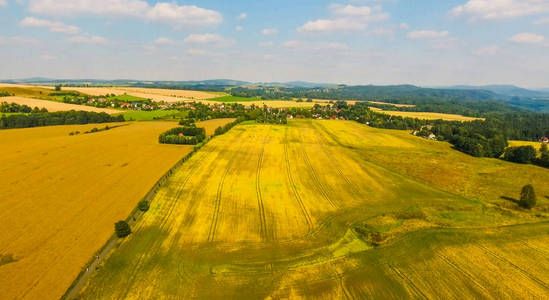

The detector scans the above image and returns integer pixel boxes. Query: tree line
[1,102,48,113]
[0,111,124,129]
[158,126,206,145]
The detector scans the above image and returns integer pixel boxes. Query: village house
[541,136,549,143]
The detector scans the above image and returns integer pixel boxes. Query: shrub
[519,184,536,209]
[504,146,537,164]
[138,200,150,212]
[114,220,131,238]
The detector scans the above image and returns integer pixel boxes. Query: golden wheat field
[78,120,549,299]
[0,119,234,300]
[509,140,545,153]
[370,107,482,121]
[1,96,120,114]
[368,101,416,107]
[57,86,221,103]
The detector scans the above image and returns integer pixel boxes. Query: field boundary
[62,120,242,300]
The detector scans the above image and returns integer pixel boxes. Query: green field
[117,110,187,121]
[107,94,149,102]
[78,120,549,299]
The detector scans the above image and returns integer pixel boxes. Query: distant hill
[446,85,549,98]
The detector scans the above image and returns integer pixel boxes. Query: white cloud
[473,45,500,56]
[331,4,389,22]
[407,30,449,39]
[261,28,278,35]
[67,35,109,44]
[451,0,549,21]
[185,48,223,57]
[509,32,545,44]
[534,17,549,24]
[299,18,367,33]
[40,54,56,60]
[0,0,7,7]
[27,0,222,28]
[399,23,410,30]
[183,33,234,47]
[237,12,247,20]
[235,25,243,31]
[259,41,273,47]
[283,40,349,51]
[298,4,388,33]
[20,17,80,34]
[154,37,174,45]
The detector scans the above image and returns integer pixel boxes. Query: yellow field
[240,100,325,108]
[79,120,549,299]
[509,140,546,153]
[370,107,482,121]
[368,101,416,107]
[1,96,120,114]
[0,119,233,300]
[58,86,221,103]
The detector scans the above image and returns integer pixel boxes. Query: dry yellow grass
[0,119,232,300]
[1,96,120,114]
[370,107,482,121]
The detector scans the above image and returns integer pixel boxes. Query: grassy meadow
[0,119,234,300]
[78,119,549,299]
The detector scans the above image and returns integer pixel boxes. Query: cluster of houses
[412,125,437,140]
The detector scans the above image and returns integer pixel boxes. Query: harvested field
[368,101,416,107]
[59,87,221,103]
[79,120,549,299]
[0,119,233,300]
[240,100,325,108]
[1,96,120,114]
[370,107,482,121]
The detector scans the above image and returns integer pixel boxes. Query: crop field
[0,119,234,300]
[0,96,120,114]
[370,107,482,121]
[57,86,221,103]
[79,119,549,299]
[509,140,545,153]
[368,101,416,107]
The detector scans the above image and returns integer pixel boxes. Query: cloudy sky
[0,0,548,87]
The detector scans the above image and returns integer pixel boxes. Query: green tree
[54,85,62,91]
[519,184,536,209]
[138,200,150,212]
[541,144,549,162]
[114,220,131,238]
[504,146,536,164]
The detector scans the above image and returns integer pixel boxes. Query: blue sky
[0,0,548,87]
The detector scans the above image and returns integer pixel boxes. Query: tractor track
[284,127,313,231]
[311,122,358,195]
[117,149,208,300]
[206,134,247,243]
[298,129,337,209]
[256,131,270,241]
[435,253,490,295]
[388,264,429,299]
[475,244,549,290]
